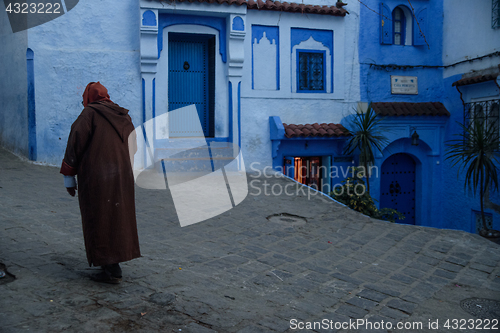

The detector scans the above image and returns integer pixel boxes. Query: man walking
[61,81,140,284]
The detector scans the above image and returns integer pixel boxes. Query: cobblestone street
[1,147,499,332]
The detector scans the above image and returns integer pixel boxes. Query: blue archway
[372,137,434,227]
[380,153,416,224]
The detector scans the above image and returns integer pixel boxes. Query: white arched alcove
[291,36,332,93]
[253,31,277,91]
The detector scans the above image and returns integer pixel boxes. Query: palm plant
[343,103,389,194]
[445,119,500,233]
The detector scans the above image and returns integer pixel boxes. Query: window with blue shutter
[413,7,427,46]
[380,3,392,44]
[380,3,427,46]
[297,50,326,93]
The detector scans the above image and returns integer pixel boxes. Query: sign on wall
[391,76,418,95]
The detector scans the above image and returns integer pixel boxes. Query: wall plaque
[391,76,418,95]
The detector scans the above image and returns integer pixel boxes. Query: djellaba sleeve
[60,109,93,177]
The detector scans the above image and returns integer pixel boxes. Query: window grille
[393,7,405,45]
[463,99,500,146]
[493,0,500,29]
[298,51,325,92]
[474,210,493,233]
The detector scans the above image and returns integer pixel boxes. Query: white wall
[241,3,360,168]
[1,0,359,168]
[443,0,500,78]
[26,1,142,164]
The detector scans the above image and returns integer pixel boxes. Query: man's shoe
[103,263,122,278]
[90,271,122,284]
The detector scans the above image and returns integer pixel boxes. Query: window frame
[295,49,327,93]
[392,6,406,46]
[464,99,500,148]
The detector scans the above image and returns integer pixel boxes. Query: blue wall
[359,0,444,103]
[357,0,460,231]
[359,0,500,233]
[25,1,142,165]
[0,8,29,157]
[441,75,500,233]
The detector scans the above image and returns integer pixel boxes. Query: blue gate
[168,33,214,137]
[380,153,416,224]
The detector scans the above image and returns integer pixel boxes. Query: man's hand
[67,187,77,196]
[63,175,77,196]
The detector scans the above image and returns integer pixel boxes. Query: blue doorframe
[373,137,438,228]
[168,33,208,135]
[380,153,416,224]
[168,33,214,137]
[27,48,36,161]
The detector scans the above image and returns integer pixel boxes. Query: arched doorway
[380,153,416,224]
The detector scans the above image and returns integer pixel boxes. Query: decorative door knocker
[394,181,401,194]
[183,61,190,70]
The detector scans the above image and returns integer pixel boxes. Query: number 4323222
[5,2,61,14]
[444,319,498,330]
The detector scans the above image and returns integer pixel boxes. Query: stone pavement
[0,146,499,333]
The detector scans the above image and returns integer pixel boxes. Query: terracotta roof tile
[283,123,350,138]
[158,0,349,16]
[452,73,499,87]
[371,102,450,117]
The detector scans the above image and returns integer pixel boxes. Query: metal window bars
[298,52,324,91]
[493,0,500,29]
[463,99,500,148]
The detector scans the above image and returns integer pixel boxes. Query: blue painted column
[26,48,36,161]
[140,8,159,169]
[228,78,241,159]
[227,14,246,166]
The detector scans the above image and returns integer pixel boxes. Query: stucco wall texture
[358,0,500,233]
[1,1,142,165]
[441,0,500,233]
[2,0,499,235]
[241,4,360,169]
[359,0,444,103]
[0,9,29,157]
[358,0,446,227]
[443,0,500,78]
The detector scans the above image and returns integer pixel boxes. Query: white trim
[242,11,345,100]
[140,0,246,15]
[394,5,413,46]
[291,36,332,94]
[157,25,228,139]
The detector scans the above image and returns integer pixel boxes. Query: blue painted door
[380,153,416,224]
[168,33,209,137]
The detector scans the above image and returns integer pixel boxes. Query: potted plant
[343,103,389,194]
[445,118,500,237]
[330,166,405,222]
